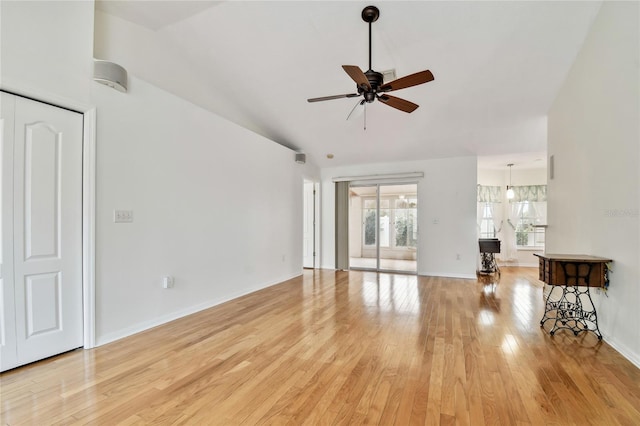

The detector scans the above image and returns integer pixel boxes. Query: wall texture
[547,1,640,366]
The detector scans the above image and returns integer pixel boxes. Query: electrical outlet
[114,210,133,223]
[162,276,174,289]
[456,253,461,260]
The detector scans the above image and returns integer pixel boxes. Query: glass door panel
[349,183,417,274]
[379,184,417,273]
[349,185,378,270]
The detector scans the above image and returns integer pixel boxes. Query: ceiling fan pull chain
[364,103,367,130]
[347,99,360,120]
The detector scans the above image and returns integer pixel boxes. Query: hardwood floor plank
[1,268,639,425]
[422,336,444,425]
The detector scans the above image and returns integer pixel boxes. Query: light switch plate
[163,276,174,289]
[114,210,133,223]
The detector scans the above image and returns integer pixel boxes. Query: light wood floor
[349,257,417,273]
[2,268,640,425]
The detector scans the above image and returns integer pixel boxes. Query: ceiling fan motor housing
[361,70,384,102]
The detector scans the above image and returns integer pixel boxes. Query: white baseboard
[498,263,538,268]
[604,337,640,369]
[418,271,477,280]
[96,273,302,347]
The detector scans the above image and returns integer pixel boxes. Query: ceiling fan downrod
[361,6,379,72]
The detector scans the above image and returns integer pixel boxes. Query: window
[477,186,502,239]
[479,202,498,239]
[512,201,546,248]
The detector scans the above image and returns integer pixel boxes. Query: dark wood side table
[534,253,611,339]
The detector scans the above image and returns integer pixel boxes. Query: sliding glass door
[349,183,417,273]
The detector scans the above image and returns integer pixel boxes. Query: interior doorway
[348,183,417,274]
[302,180,319,269]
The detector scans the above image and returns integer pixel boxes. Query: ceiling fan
[307,5,434,114]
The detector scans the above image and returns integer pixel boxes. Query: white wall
[1,0,311,346]
[478,167,547,266]
[92,77,305,344]
[0,1,94,105]
[547,2,639,366]
[321,157,478,278]
[92,9,276,152]
[477,167,547,187]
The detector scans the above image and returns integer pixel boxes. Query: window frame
[513,200,546,249]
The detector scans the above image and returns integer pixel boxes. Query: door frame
[2,85,97,349]
[302,179,320,269]
[349,181,419,275]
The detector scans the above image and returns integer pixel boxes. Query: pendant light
[506,163,515,200]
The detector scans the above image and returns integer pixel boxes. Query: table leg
[539,262,602,340]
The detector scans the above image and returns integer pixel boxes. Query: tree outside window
[513,201,546,248]
[362,196,416,249]
[394,198,417,247]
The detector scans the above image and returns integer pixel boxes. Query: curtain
[477,185,504,263]
[503,185,547,258]
[505,202,525,261]
[529,201,547,226]
[492,202,504,259]
[476,185,502,237]
[476,185,504,262]
[477,185,502,203]
[335,181,350,270]
[511,185,547,202]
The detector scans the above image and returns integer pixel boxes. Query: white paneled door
[1,93,83,372]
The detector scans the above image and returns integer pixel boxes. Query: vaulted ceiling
[95,1,602,168]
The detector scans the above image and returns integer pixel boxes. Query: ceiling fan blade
[307,93,360,103]
[380,70,434,92]
[342,65,371,90]
[378,94,419,113]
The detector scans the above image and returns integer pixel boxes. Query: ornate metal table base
[535,254,611,340]
[480,252,500,275]
[477,252,500,287]
[540,277,602,339]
